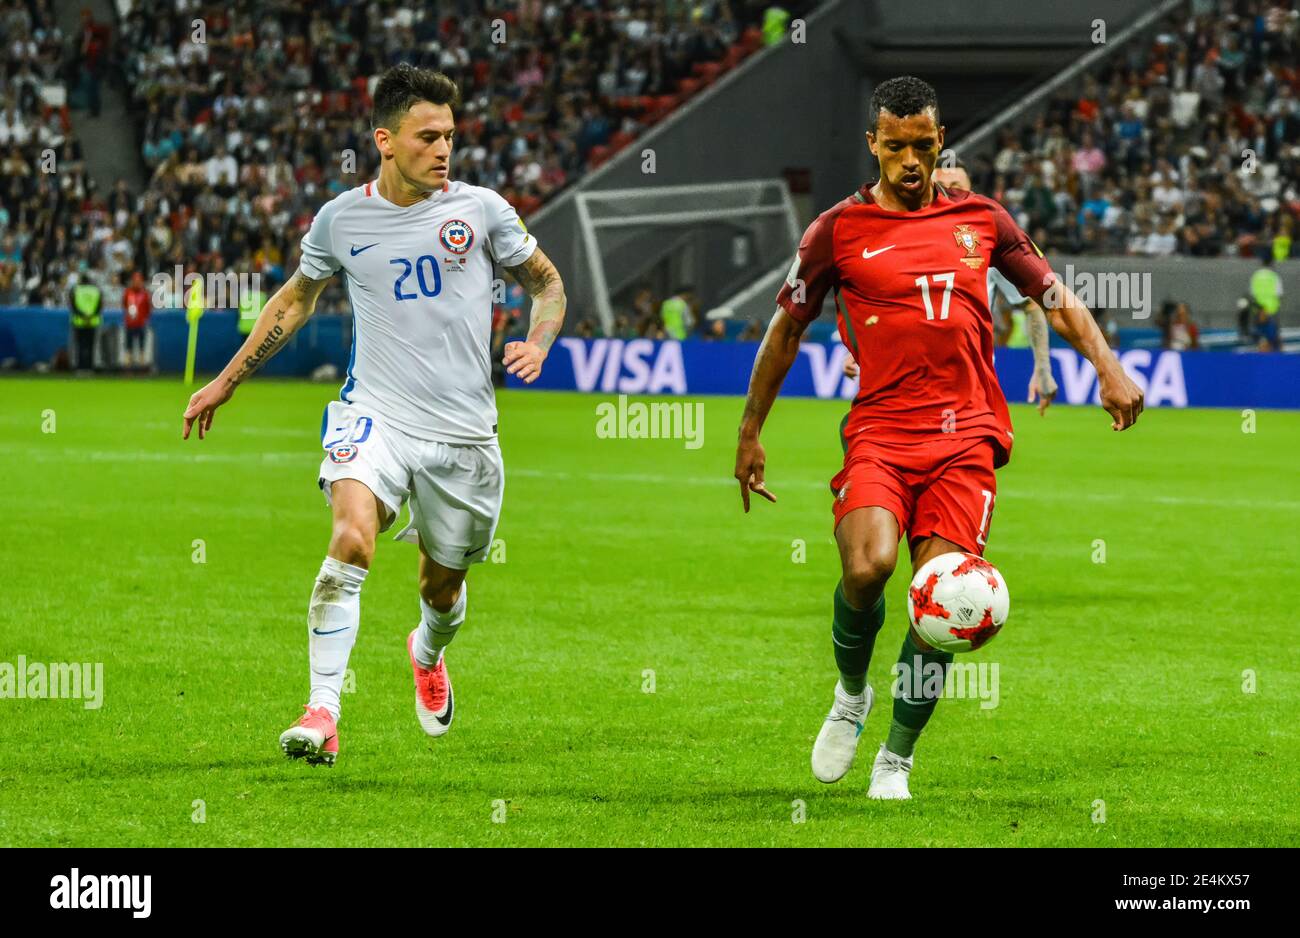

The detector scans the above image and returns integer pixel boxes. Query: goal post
[572,180,801,334]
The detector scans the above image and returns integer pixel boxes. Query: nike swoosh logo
[435,684,454,726]
[350,242,380,256]
[463,543,487,557]
[861,245,895,259]
[312,627,349,635]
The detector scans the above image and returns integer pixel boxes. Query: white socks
[307,556,367,720]
[413,581,466,668]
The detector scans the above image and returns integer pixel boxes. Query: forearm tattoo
[224,273,316,388]
[1027,304,1053,381]
[507,249,566,352]
[225,323,288,389]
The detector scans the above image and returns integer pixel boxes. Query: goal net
[569,180,801,334]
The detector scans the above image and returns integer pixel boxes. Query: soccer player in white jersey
[181,64,566,765]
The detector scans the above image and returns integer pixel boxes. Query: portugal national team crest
[953,224,983,270]
[329,443,357,464]
[439,219,474,255]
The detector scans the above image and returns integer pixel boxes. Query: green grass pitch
[1,375,1296,847]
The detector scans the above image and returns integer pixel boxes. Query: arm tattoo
[223,273,319,388]
[505,251,551,295]
[1026,303,1057,392]
[226,324,288,388]
[227,322,291,387]
[506,249,566,353]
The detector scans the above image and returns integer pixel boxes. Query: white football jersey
[987,265,1027,310]
[297,179,536,444]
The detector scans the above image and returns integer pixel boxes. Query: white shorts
[317,400,504,569]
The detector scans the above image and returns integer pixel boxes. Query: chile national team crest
[953,224,983,270]
[439,219,474,255]
[329,443,358,463]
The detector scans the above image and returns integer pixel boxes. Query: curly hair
[868,75,940,130]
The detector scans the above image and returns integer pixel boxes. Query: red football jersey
[776,183,1057,466]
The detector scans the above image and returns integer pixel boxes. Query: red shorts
[830,436,1000,555]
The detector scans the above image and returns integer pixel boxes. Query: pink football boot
[407,630,454,737]
[279,705,339,766]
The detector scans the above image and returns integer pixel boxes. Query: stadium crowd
[0,0,804,317]
[0,0,1294,361]
[973,0,1300,261]
[0,0,95,309]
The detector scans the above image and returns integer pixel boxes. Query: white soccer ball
[906,551,1009,653]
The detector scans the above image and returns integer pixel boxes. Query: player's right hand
[734,436,777,512]
[1027,372,1057,416]
[183,378,234,440]
[843,357,860,380]
[1097,366,1143,431]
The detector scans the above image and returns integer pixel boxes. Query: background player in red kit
[734,76,1144,800]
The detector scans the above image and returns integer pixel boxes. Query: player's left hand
[1098,365,1144,431]
[1027,372,1057,416]
[503,341,547,383]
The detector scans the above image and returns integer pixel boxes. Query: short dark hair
[869,75,939,130]
[372,63,462,131]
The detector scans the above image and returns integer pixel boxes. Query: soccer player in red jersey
[734,76,1144,800]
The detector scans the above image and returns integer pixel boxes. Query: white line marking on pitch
[4,445,1296,512]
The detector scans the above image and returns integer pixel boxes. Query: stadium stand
[0,0,815,315]
[0,0,1294,357]
[970,2,1300,261]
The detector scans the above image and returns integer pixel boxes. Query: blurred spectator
[1167,301,1201,350]
[1274,213,1295,260]
[738,316,764,341]
[123,269,152,370]
[629,284,658,336]
[1020,171,1057,230]
[659,285,698,340]
[69,273,102,371]
[1146,217,1179,256]
[610,313,636,339]
[76,8,109,119]
[1250,253,1284,350]
[0,236,19,305]
[763,6,791,46]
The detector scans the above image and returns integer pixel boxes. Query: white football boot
[811,681,873,783]
[867,743,913,799]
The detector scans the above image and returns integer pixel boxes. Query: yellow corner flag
[183,278,204,386]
